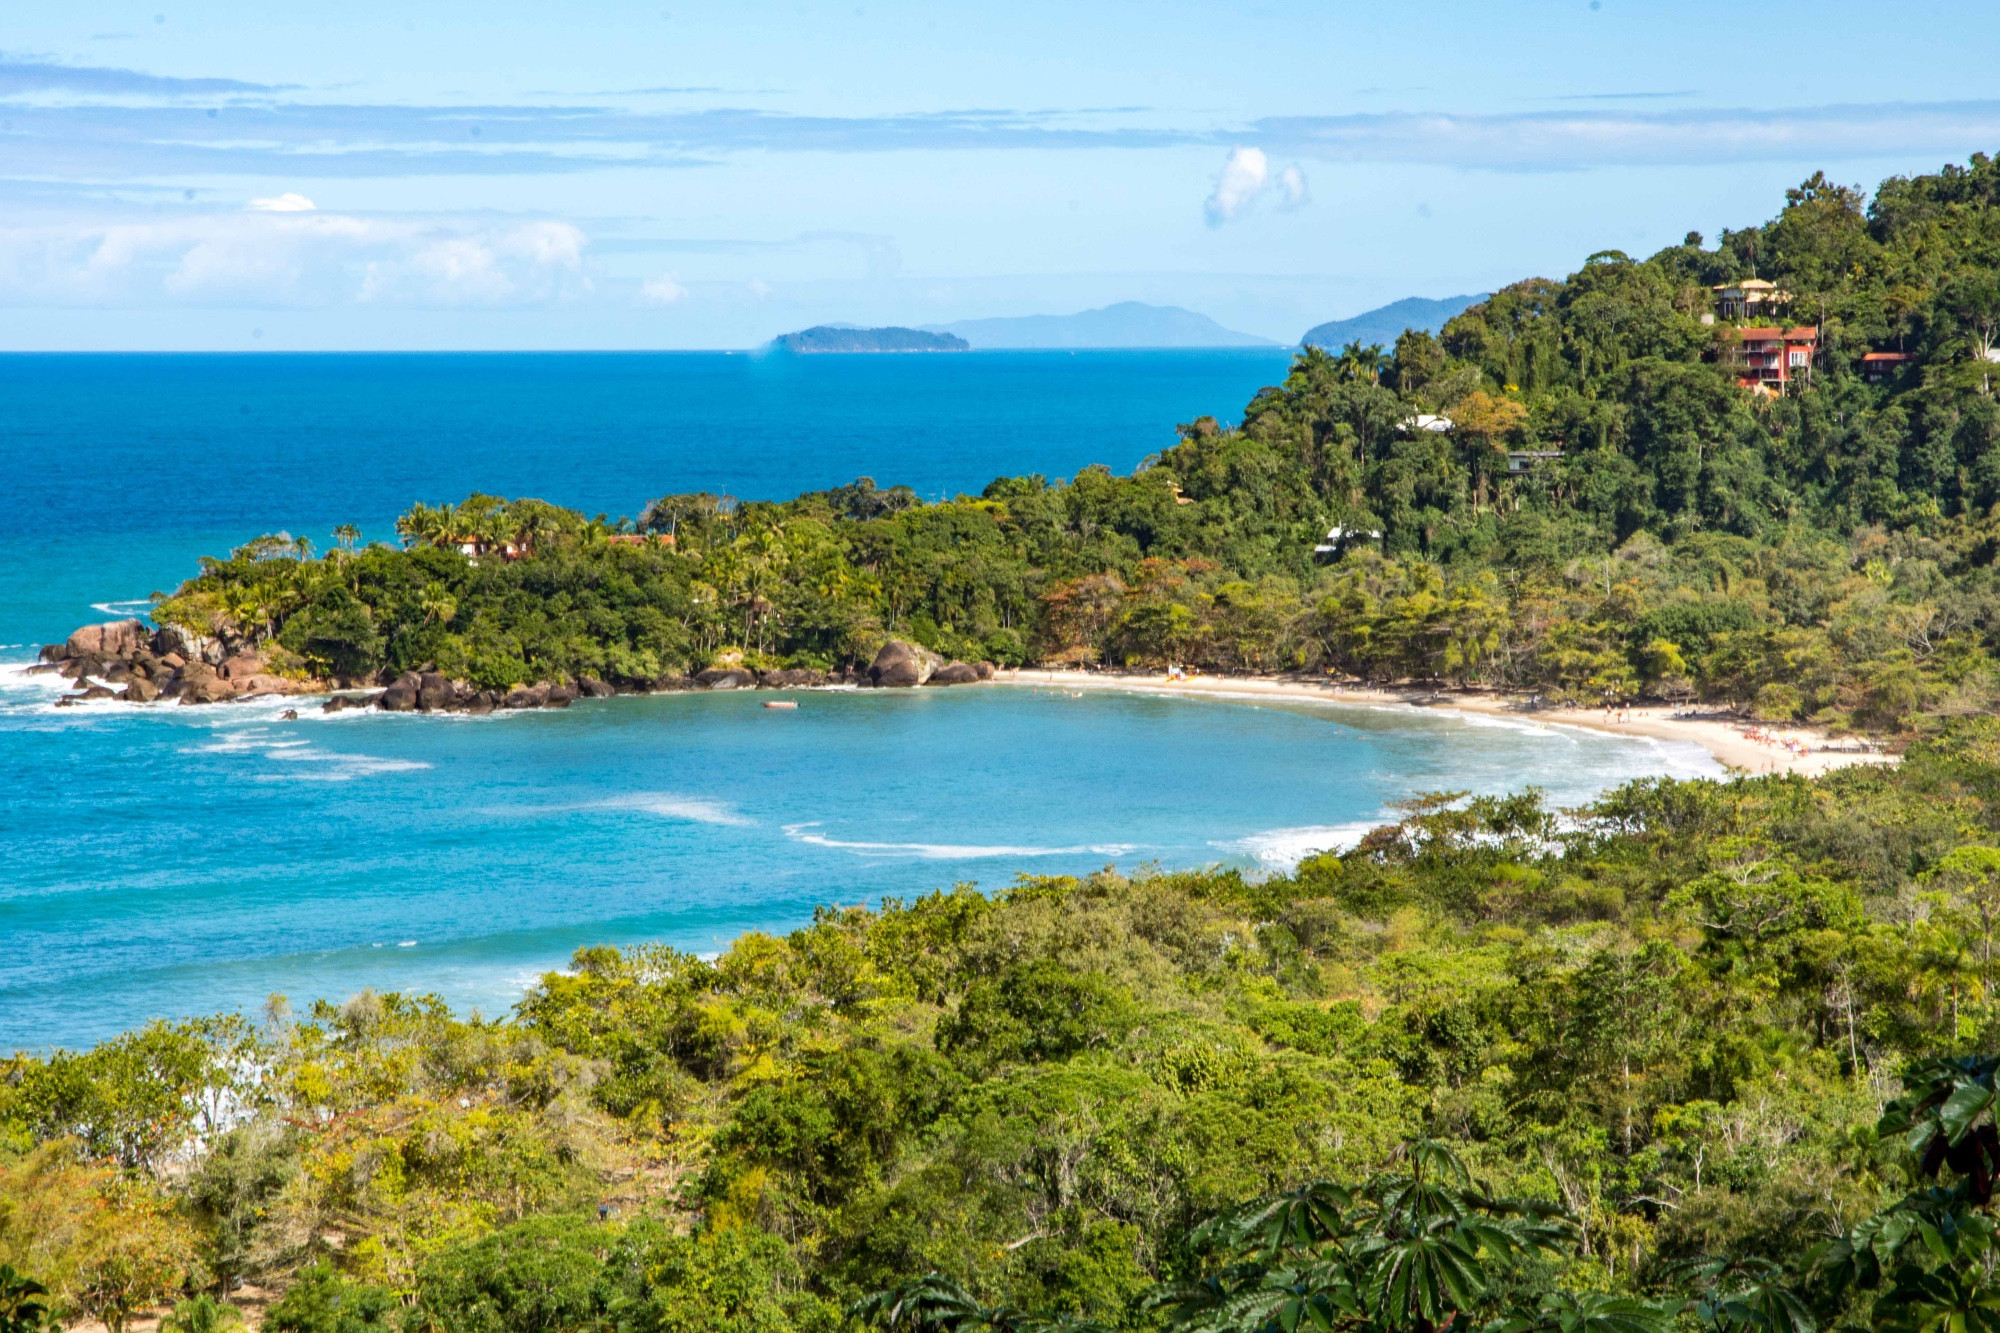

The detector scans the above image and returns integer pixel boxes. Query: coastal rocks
[379,673,422,711]
[322,693,378,713]
[577,676,616,698]
[927,661,988,685]
[502,683,550,709]
[177,676,237,706]
[695,667,758,690]
[761,668,826,688]
[120,679,160,703]
[65,619,149,659]
[417,672,456,711]
[220,654,266,681]
[867,640,942,688]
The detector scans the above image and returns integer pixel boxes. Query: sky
[5,0,2000,350]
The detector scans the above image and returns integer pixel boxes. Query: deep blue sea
[0,352,1718,1050]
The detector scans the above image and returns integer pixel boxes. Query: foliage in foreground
[17,725,2000,1326]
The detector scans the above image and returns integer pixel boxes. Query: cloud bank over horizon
[2,1,1997,348]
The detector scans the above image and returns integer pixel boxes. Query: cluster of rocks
[33,619,320,707]
[35,622,999,715]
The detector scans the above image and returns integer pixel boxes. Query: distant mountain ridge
[771,326,968,353]
[1300,294,1486,351]
[926,302,1276,349]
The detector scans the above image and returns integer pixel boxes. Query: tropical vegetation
[15,152,2000,1331]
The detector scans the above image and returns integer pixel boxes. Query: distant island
[1300,293,1486,349]
[925,301,1275,349]
[770,325,969,353]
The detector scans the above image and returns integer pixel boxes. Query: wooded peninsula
[12,153,2000,1333]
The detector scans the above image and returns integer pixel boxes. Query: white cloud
[0,210,593,308]
[1204,147,1309,226]
[1205,147,1269,226]
[747,278,773,298]
[1278,164,1309,208]
[247,192,316,212]
[641,272,687,304]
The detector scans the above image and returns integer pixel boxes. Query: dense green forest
[150,153,2000,734]
[15,153,2000,1333]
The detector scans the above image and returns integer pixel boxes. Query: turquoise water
[0,352,1718,1050]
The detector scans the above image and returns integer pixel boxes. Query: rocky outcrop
[927,660,992,685]
[761,668,826,688]
[577,676,616,698]
[322,693,379,713]
[120,679,160,703]
[502,683,550,709]
[695,668,758,690]
[867,640,942,688]
[64,619,150,659]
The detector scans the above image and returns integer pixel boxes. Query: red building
[1718,325,1817,392]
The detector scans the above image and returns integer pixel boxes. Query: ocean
[0,351,1719,1050]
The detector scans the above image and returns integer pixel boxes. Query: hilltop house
[1713,278,1791,321]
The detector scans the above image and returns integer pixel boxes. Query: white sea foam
[89,599,154,618]
[784,822,1134,860]
[595,794,755,827]
[1216,821,1382,872]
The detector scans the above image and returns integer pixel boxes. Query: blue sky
[6,0,2000,349]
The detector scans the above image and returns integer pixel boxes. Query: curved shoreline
[993,668,1896,778]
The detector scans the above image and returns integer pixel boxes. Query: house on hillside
[1862,351,1916,382]
[1717,325,1818,392]
[1506,450,1565,475]
[1713,279,1792,321]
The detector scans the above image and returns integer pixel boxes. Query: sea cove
[0,665,1714,1049]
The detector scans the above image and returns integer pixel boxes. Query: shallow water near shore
[0,350,1721,1049]
[0,666,1717,1049]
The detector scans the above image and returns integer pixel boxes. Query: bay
[0,351,1717,1051]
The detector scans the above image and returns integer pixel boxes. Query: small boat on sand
[763,700,798,709]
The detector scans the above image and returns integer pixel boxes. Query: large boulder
[220,654,265,681]
[464,691,497,715]
[120,679,160,703]
[867,640,942,688]
[378,672,422,712]
[38,643,66,663]
[322,693,377,713]
[761,668,825,688]
[544,682,577,707]
[927,661,985,686]
[417,672,457,712]
[695,668,757,690]
[233,674,300,697]
[65,619,149,660]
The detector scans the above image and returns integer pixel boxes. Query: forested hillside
[14,154,2000,1333]
[156,155,2000,736]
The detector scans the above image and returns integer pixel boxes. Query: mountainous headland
[769,325,969,353]
[1300,293,1486,349]
[926,301,1275,348]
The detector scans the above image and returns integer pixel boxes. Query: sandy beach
[994,668,1896,778]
